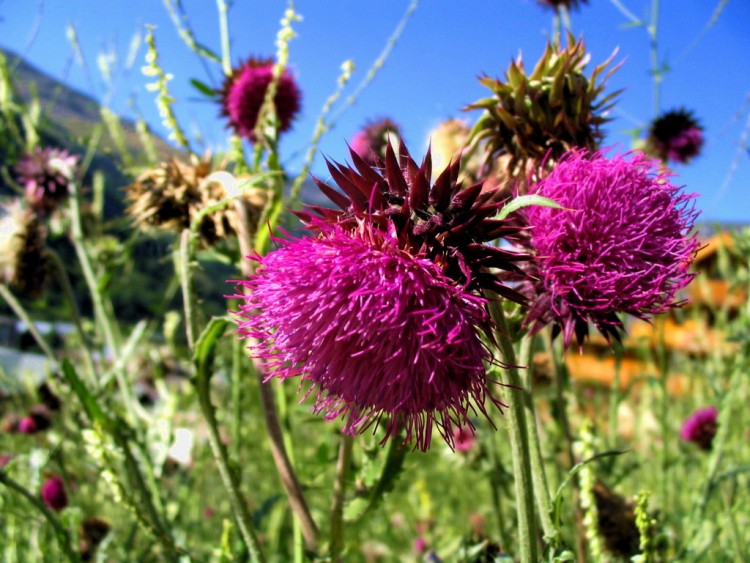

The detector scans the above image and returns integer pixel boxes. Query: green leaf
[550,449,629,526]
[497,194,563,220]
[189,78,217,98]
[61,359,112,430]
[193,316,231,385]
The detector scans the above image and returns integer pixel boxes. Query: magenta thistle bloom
[452,425,476,453]
[17,416,38,434]
[219,57,301,142]
[297,141,528,302]
[680,406,718,450]
[234,221,505,451]
[646,109,704,164]
[349,118,402,167]
[15,147,78,215]
[40,476,68,512]
[522,149,700,348]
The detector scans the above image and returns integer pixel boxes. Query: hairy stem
[329,435,354,561]
[488,298,539,562]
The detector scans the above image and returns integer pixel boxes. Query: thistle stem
[234,199,320,552]
[196,383,266,563]
[518,334,560,547]
[0,283,56,362]
[0,471,80,562]
[329,435,354,561]
[488,298,539,562]
[46,248,98,383]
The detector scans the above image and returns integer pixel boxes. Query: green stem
[69,181,121,358]
[234,199,320,552]
[180,230,198,350]
[607,341,624,447]
[329,435,353,561]
[550,336,587,562]
[488,299,539,562]
[0,471,80,562]
[197,387,266,562]
[46,248,98,382]
[518,334,559,547]
[216,0,232,76]
[648,0,662,115]
[0,284,56,362]
[487,433,512,550]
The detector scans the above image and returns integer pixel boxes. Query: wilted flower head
[219,57,301,142]
[680,406,718,450]
[80,517,111,561]
[297,141,527,302]
[646,109,704,164]
[593,480,640,559]
[41,475,68,512]
[466,36,619,190]
[523,149,700,347]
[15,147,78,215]
[349,118,402,167]
[234,221,505,451]
[0,199,48,297]
[125,155,267,246]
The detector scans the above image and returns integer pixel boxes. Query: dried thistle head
[125,155,267,246]
[0,199,48,297]
[466,35,621,190]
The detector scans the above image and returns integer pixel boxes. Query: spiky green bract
[234,220,505,451]
[296,141,528,303]
[466,35,621,182]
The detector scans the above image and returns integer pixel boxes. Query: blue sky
[1,1,749,223]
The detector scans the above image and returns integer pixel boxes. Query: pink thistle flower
[522,149,700,348]
[17,416,38,434]
[452,426,476,453]
[680,406,718,450]
[40,475,68,512]
[233,221,505,451]
[646,109,704,164]
[349,118,402,167]
[0,454,12,467]
[15,147,78,215]
[219,57,301,142]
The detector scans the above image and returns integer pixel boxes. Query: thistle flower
[297,141,527,302]
[219,57,301,142]
[466,36,620,190]
[452,426,476,453]
[125,155,267,246]
[537,0,588,10]
[646,109,704,164]
[0,199,48,297]
[522,149,700,348]
[17,416,38,434]
[680,406,718,450]
[40,475,68,512]
[234,221,505,451]
[15,147,78,215]
[349,118,402,167]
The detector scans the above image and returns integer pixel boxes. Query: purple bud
[40,476,68,512]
